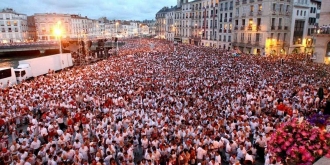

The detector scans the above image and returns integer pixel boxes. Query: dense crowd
[0,39,329,165]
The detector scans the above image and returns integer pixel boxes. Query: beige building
[34,13,71,41]
[0,8,28,43]
[313,0,330,63]
[233,0,292,56]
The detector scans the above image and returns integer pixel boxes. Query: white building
[0,8,28,43]
[70,14,91,39]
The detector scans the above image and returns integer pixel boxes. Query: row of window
[1,27,24,32]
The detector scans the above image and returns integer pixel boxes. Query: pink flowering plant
[268,118,330,165]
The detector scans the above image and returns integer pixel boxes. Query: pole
[59,37,62,54]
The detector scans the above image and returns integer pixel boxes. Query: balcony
[286,11,290,16]
[247,41,252,45]
[206,5,209,9]
[1,30,5,32]
[236,1,240,5]
[230,7,233,10]
[219,29,223,33]
[224,18,227,22]
[278,26,282,30]
[242,13,246,17]
[243,0,247,4]
[234,26,238,30]
[254,41,260,46]
[258,0,262,1]
[294,2,310,8]
[284,26,288,30]
[272,11,277,15]
[241,26,245,30]
[224,29,227,33]
[220,8,223,11]
[271,26,275,30]
[257,26,261,31]
[225,7,228,11]
[215,3,218,7]
[249,12,253,16]
[229,18,232,22]
[257,10,262,15]
[248,26,253,30]
[228,29,232,33]
[250,0,255,2]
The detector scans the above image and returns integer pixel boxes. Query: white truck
[14,53,73,82]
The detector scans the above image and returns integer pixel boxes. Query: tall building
[313,0,330,63]
[156,7,169,39]
[0,8,28,43]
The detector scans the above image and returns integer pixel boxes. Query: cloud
[0,0,177,20]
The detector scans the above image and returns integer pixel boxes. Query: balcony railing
[284,26,288,30]
[313,27,330,35]
[249,12,253,16]
[219,29,222,33]
[228,29,232,33]
[257,10,262,15]
[243,0,247,4]
[225,7,228,11]
[248,26,253,30]
[229,18,232,22]
[272,11,277,15]
[250,0,255,2]
[242,13,246,17]
[271,26,275,30]
[234,26,238,30]
[236,1,240,5]
[278,26,282,30]
[224,18,227,22]
[241,26,245,30]
[220,8,223,11]
[286,11,290,16]
[229,6,233,10]
[257,26,261,31]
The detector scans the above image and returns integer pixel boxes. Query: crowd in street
[0,38,329,165]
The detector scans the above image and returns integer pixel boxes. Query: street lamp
[115,22,119,52]
[54,21,63,54]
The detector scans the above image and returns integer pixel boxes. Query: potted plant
[268,118,330,165]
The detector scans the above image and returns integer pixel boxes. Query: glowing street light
[53,21,63,54]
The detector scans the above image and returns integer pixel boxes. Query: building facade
[313,0,330,63]
[233,0,292,56]
[34,13,71,41]
[156,7,169,39]
[27,16,37,41]
[0,8,28,43]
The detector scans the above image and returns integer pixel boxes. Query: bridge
[0,43,59,54]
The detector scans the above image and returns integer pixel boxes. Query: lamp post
[54,21,63,54]
[116,22,119,52]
